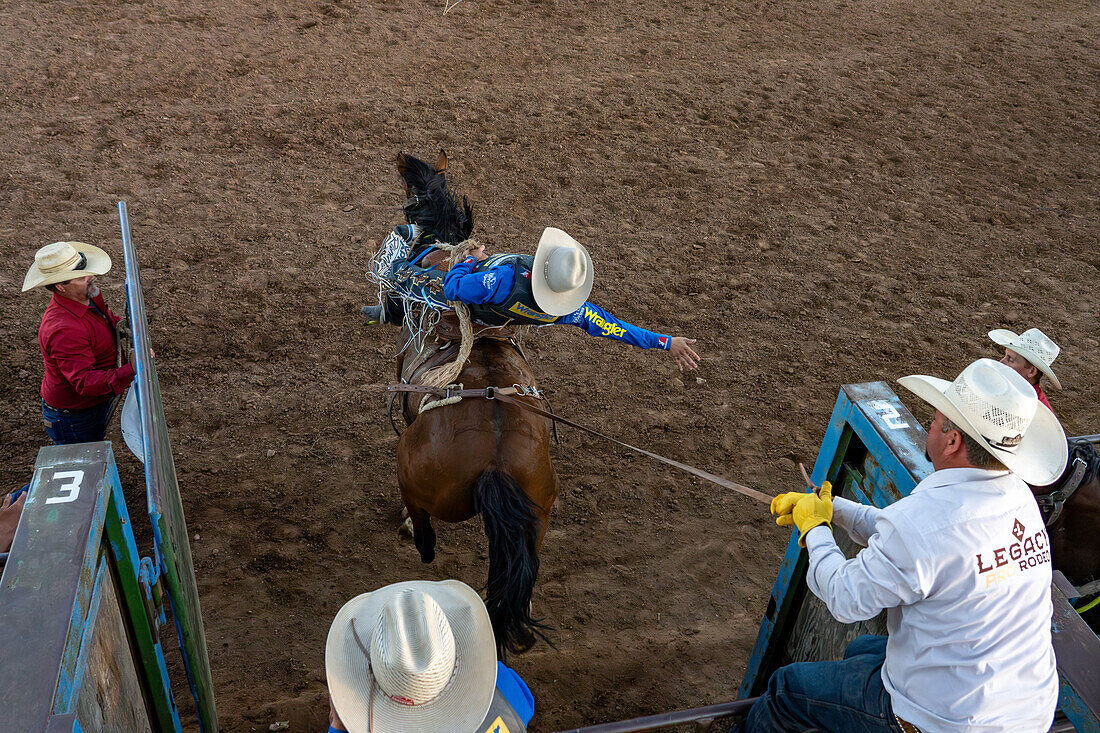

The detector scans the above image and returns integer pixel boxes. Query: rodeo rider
[744,358,1065,733]
[363,224,701,371]
[22,241,134,445]
[325,580,535,733]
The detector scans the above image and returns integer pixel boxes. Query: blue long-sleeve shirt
[443,257,671,350]
[328,662,533,732]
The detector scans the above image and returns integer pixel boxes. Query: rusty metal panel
[1050,576,1100,731]
[0,444,111,733]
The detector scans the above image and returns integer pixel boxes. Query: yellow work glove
[771,491,811,520]
[771,481,832,522]
[776,481,833,547]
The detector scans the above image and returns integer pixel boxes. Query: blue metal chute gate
[120,201,218,731]
[0,443,181,732]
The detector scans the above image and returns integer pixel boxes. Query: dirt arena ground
[1,0,1097,730]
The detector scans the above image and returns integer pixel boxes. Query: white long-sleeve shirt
[804,467,1058,733]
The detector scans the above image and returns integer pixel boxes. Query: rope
[416,239,481,411]
[1077,593,1100,615]
[419,383,464,414]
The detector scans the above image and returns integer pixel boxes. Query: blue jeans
[42,398,114,445]
[734,635,901,733]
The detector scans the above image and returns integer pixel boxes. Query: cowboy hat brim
[899,374,1068,486]
[989,329,1061,390]
[22,242,112,292]
[325,580,497,733]
[531,227,594,316]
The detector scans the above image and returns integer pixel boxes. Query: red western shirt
[1034,383,1052,412]
[39,292,135,410]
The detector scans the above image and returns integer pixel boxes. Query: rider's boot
[361,304,385,324]
[361,295,406,325]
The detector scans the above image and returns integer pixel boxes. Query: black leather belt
[43,400,103,414]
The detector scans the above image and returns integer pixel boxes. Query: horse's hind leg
[407,504,436,564]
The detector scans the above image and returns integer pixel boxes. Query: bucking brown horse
[388,151,558,656]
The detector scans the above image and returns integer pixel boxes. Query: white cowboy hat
[531,227,594,316]
[325,580,497,733]
[899,358,1067,485]
[22,241,112,292]
[989,327,1062,389]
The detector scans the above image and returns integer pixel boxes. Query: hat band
[985,431,1024,451]
[41,250,87,274]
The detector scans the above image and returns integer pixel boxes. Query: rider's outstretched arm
[562,302,670,349]
[561,302,700,370]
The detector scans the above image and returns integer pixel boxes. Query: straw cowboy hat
[22,241,112,292]
[989,327,1062,389]
[899,358,1067,485]
[326,580,497,733]
[531,227,594,316]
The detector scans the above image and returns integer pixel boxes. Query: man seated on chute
[363,221,701,372]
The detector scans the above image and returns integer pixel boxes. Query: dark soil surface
[1,0,1096,730]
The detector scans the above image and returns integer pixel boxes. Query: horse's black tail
[473,469,550,659]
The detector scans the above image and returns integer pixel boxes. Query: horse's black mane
[397,151,473,250]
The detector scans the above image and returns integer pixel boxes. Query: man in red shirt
[22,241,135,445]
[989,327,1062,413]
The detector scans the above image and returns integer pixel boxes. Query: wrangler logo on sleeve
[584,306,626,337]
[975,518,1051,588]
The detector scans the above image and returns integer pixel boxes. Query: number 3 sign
[44,470,84,505]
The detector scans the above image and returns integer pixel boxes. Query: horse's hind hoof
[399,517,414,537]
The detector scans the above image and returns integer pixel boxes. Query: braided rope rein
[417,240,480,412]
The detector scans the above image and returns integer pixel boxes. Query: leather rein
[1033,455,1090,528]
[386,383,774,505]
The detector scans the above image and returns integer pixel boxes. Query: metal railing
[551,698,822,733]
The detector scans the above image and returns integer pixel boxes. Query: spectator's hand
[669,336,700,371]
[127,347,155,364]
[1,492,27,553]
[329,697,348,733]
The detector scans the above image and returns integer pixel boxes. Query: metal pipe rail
[553,701,1077,733]
[551,698,824,733]
[552,698,756,733]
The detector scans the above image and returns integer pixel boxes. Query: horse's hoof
[401,506,409,520]
[399,517,414,537]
